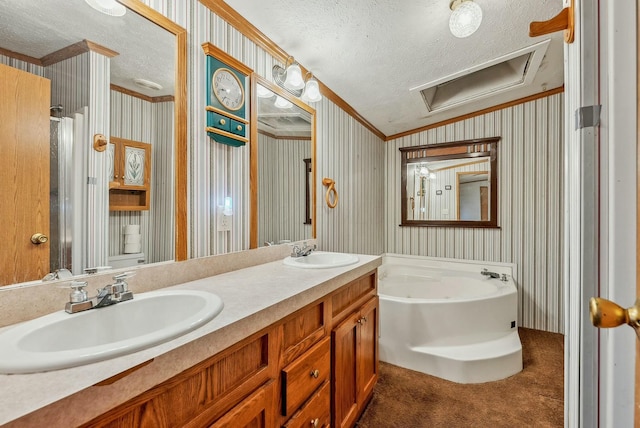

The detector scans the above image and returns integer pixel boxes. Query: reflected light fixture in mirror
[84,0,126,16]
[274,95,293,109]
[256,84,274,98]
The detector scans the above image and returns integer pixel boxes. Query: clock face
[212,68,245,111]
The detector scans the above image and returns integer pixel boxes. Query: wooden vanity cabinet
[278,299,331,427]
[330,273,379,428]
[81,330,277,428]
[80,269,378,428]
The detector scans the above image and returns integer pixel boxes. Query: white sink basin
[283,251,359,269]
[0,289,223,374]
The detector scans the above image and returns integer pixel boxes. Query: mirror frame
[119,0,187,260]
[250,74,317,248]
[399,137,500,228]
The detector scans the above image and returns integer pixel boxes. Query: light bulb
[302,78,322,102]
[84,0,126,16]
[274,96,292,109]
[283,63,304,90]
[256,84,273,98]
[449,0,482,38]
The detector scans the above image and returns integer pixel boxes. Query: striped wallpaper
[109,90,175,264]
[386,93,565,333]
[3,3,565,334]
[159,0,387,258]
[257,133,312,246]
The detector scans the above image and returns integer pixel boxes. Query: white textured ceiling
[0,0,174,98]
[224,0,565,137]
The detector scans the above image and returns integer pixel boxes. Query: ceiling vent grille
[411,40,550,113]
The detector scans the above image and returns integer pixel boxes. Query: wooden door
[332,313,359,428]
[357,296,379,408]
[0,63,50,286]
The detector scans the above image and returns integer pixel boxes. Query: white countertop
[0,254,381,427]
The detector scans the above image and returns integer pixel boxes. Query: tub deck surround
[378,254,522,384]
[0,252,381,427]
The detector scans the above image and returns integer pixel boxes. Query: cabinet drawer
[208,110,231,131]
[281,336,330,416]
[230,119,246,137]
[283,380,330,428]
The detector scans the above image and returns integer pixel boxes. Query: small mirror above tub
[400,137,499,228]
[0,0,187,286]
[250,75,316,248]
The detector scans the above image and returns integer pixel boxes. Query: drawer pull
[310,369,320,378]
[311,418,319,427]
[219,118,226,125]
[236,124,243,131]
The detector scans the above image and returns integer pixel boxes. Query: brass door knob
[589,297,640,337]
[30,233,48,245]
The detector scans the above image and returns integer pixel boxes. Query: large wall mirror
[0,0,186,287]
[250,75,316,248]
[400,137,499,228]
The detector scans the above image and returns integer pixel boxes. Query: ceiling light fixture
[273,57,322,102]
[449,0,482,38]
[301,73,323,103]
[274,96,293,109]
[133,78,162,91]
[272,57,305,93]
[84,0,126,17]
[256,84,274,98]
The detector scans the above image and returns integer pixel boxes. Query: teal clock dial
[212,68,245,111]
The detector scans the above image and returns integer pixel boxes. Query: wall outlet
[217,206,231,231]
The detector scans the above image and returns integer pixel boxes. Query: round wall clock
[212,68,245,111]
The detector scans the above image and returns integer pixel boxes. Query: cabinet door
[357,296,378,407]
[331,313,359,428]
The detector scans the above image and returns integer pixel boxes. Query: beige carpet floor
[356,328,564,428]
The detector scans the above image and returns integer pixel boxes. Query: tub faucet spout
[481,268,500,279]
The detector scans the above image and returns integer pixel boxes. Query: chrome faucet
[42,269,73,281]
[481,268,500,279]
[291,242,317,257]
[65,272,135,314]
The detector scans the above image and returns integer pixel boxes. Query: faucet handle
[69,281,89,303]
[112,272,135,293]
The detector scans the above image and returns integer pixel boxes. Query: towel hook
[322,177,338,209]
